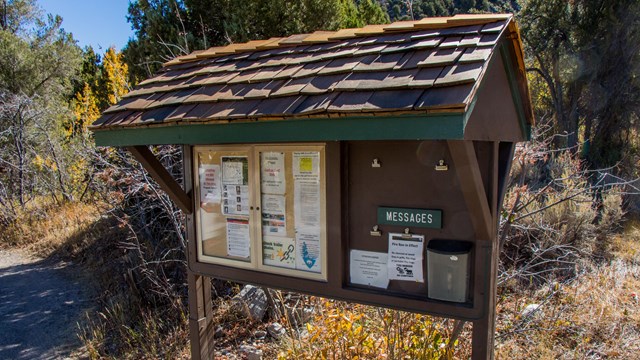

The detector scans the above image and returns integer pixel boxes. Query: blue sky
[38,0,134,51]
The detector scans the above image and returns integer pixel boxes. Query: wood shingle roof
[91,14,533,147]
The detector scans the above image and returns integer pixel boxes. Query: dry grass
[495,222,640,359]
[0,199,104,257]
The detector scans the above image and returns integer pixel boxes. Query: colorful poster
[222,156,248,185]
[388,233,424,282]
[294,181,320,230]
[295,229,321,273]
[293,152,320,182]
[199,164,221,205]
[222,184,250,216]
[350,250,389,289]
[262,236,295,269]
[226,218,250,258]
[261,194,286,236]
[261,152,286,195]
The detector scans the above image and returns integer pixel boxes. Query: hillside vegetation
[1,0,640,358]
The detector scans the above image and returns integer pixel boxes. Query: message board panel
[193,144,327,281]
[187,141,500,320]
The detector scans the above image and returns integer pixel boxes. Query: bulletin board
[193,144,327,281]
[187,140,500,321]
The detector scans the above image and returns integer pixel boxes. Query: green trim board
[499,41,531,141]
[93,113,465,147]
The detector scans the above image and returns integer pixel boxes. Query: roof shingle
[92,14,520,130]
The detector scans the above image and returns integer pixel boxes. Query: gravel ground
[0,249,92,360]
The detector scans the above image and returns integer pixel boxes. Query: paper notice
[199,164,221,205]
[388,233,424,282]
[294,181,320,229]
[222,157,248,185]
[350,250,389,289]
[293,152,320,181]
[262,236,295,269]
[261,152,286,195]
[222,184,250,216]
[261,194,286,236]
[226,218,250,258]
[295,230,321,273]
[199,210,220,241]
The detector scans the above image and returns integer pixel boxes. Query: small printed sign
[377,207,442,229]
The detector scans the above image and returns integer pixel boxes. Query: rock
[231,285,268,321]
[254,330,267,339]
[267,322,286,339]
[521,303,541,318]
[239,344,262,360]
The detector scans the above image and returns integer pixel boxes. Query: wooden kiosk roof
[91,14,533,146]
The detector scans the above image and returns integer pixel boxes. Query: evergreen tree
[123,0,389,81]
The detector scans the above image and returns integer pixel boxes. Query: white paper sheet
[295,229,321,273]
[222,156,247,185]
[293,152,320,182]
[388,233,424,282]
[294,181,320,229]
[350,250,389,289]
[262,236,295,269]
[261,194,286,236]
[226,218,250,258]
[199,164,221,204]
[260,152,286,195]
[222,184,250,216]
[199,210,219,240]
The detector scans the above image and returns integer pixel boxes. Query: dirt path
[0,249,92,360]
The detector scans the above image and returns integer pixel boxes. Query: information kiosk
[91,13,533,359]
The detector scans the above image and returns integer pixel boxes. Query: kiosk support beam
[182,144,215,359]
[126,145,193,214]
[188,272,215,360]
[447,141,492,241]
[448,140,499,360]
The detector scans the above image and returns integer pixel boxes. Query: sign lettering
[377,207,442,229]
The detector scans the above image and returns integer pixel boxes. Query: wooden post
[188,272,215,360]
[183,145,215,359]
[448,140,499,360]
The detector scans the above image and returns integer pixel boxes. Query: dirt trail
[0,249,92,360]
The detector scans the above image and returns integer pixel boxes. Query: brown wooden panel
[346,141,476,297]
[183,140,503,321]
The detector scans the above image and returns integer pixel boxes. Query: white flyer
[294,181,320,229]
[350,250,389,289]
[293,152,320,181]
[388,233,424,282]
[222,184,250,216]
[262,236,295,269]
[199,210,219,240]
[260,152,286,195]
[261,194,286,236]
[199,164,221,205]
[295,229,321,273]
[222,156,247,185]
[226,218,250,258]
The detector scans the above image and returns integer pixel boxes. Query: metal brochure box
[427,240,473,303]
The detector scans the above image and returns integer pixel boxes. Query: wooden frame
[192,144,328,281]
[127,139,514,360]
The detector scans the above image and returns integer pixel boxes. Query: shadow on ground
[0,251,92,360]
